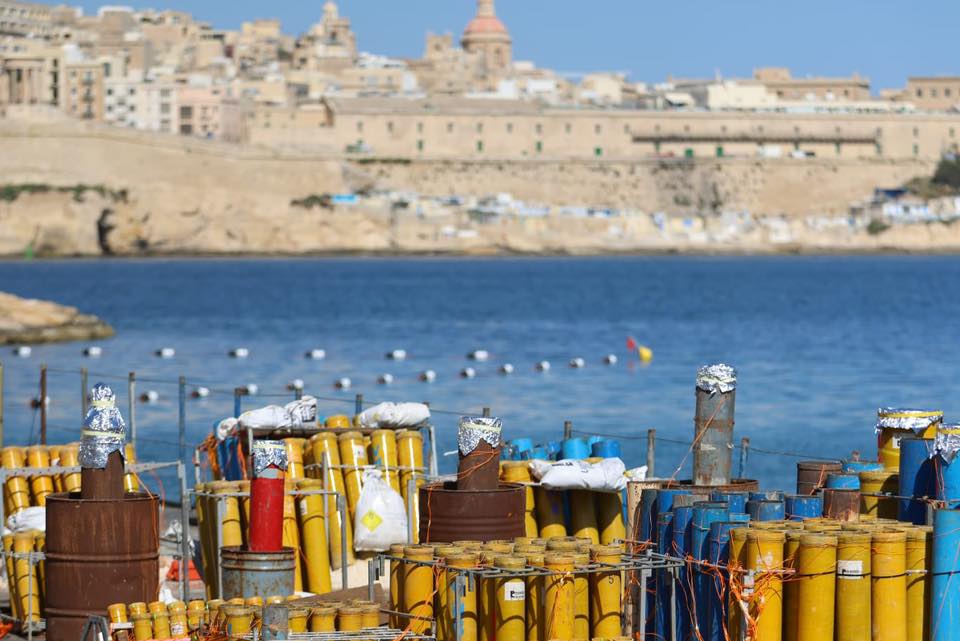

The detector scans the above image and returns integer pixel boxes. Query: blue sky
[72,0,959,90]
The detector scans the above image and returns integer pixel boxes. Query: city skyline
[66,0,960,89]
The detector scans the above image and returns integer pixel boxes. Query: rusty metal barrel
[693,364,737,487]
[797,460,843,496]
[45,492,159,641]
[221,547,296,599]
[419,482,525,543]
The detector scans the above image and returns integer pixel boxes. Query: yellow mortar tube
[859,471,899,520]
[371,429,402,495]
[168,601,188,637]
[33,531,45,615]
[596,492,625,545]
[389,543,406,629]
[211,481,244,547]
[13,531,39,621]
[521,550,545,641]
[309,432,355,568]
[108,603,128,624]
[337,431,368,521]
[297,478,332,594]
[876,409,939,471]
[494,556,527,641]
[310,605,338,632]
[221,605,254,639]
[25,446,53,505]
[124,443,140,492]
[326,414,351,429]
[837,527,876,641]
[871,529,907,641]
[285,438,306,480]
[3,447,31,516]
[152,610,172,640]
[338,605,364,632]
[534,488,567,539]
[46,446,63,492]
[131,613,153,641]
[480,545,512,641]
[282,479,303,593]
[571,552,590,640]
[728,527,749,641]
[589,544,622,639]
[746,529,785,641]
[904,526,932,641]
[397,430,425,543]
[446,552,480,641]
[403,545,435,635]
[796,533,837,641]
[502,462,538,537]
[544,553,575,641]
[3,534,19,621]
[360,602,381,629]
[288,607,310,633]
[569,491,599,545]
[434,544,465,641]
[58,444,82,493]
[783,531,803,641]
[186,600,206,630]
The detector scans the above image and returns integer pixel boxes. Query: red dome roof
[464,15,508,35]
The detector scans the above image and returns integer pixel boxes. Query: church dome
[464,15,508,36]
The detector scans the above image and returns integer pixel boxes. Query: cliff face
[0,291,114,345]
[0,116,950,256]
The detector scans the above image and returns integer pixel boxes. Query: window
[476,140,483,153]
[506,123,513,133]
[594,147,603,157]
[417,140,424,152]
[447,122,454,133]
[916,88,923,98]
[565,123,572,134]
[624,124,629,134]
[106,88,113,96]
[476,122,483,133]
[535,123,542,134]
[129,88,135,96]
[356,121,363,132]
[387,121,394,133]
[417,122,423,133]
[913,127,919,137]
[913,144,919,156]
[594,124,602,135]
[947,89,953,98]
[952,128,956,138]
[180,106,193,119]
[536,141,543,153]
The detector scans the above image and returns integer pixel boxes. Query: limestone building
[906,77,960,112]
[461,0,511,73]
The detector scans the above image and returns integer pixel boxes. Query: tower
[461,0,512,72]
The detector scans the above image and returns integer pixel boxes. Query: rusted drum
[796,460,842,497]
[419,482,525,543]
[45,492,159,641]
[221,547,296,600]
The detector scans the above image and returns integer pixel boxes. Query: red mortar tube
[248,466,284,552]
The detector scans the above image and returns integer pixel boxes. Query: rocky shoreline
[0,291,114,345]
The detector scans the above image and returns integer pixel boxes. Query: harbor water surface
[1,255,958,490]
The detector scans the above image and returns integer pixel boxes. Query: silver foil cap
[79,383,126,469]
[253,440,288,476]
[932,425,960,464]
[696,363,737,394]
[875,408,943,434]
[458,416,502,455]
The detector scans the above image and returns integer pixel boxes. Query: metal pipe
[482,407,490,418]
[179,462,190,602]
[0,359,4,449]
[647,429,656,477]
[233,387,242,418]
[128,372,136,450]
[428,424,439,477]
[80,367,88,420]
[355,394,363,415]
[178,376,186,468]
[738,438,750,479]
[39,365,47,445]
[693,364,737,486]
[337,494,348,589]
[407,476,416,543]
[563,420,573,440]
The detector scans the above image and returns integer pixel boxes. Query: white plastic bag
[238,405,289,430]
[530,458,627,492]
[357,402,430,429]
[353,469,408,551]
[6,507,45,533]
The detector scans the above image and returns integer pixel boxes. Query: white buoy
[13,346,31,358]
[229,347,250,358]
[83,346,103,358]
[305,349,326,360]
[535,360,551,372]
[500,363,515,375]
[286,379,305,391]
[603,354,618,365]
[155,347,176,358]
[461,367,476,379]
[139,390,159,403]
[569,357,586,369]
[335,377,352,390]
[191,387,210,399]
[467,350,490,362]
[386,349,407,361]
[419,369,437,383]
[244,383,259,396]
[378,373,394,385]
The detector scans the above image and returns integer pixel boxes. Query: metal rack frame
[0,460,189,641]
[195,486,351,597]
[368,547,685,641]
